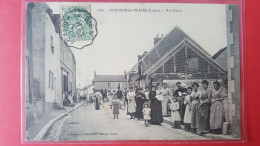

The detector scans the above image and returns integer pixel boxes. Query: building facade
[92,72,127,92]
[60,40,77,104]
[226,4,241,138]
[126,64,140,88]
[25,2,76,129]
[128,26,227,90]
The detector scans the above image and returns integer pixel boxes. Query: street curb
[33,102,84,141]
[163,117,236,140]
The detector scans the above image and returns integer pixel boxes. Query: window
[108,83,111,88]
[62,71,68,93]
[187,56,199,72]
[49,70,54,89]
[50,35,54,53]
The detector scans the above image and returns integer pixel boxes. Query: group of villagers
[95,80,227,135]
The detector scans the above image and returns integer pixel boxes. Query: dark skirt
[135,105,144,119]
[191,100,199,128]
[180,103,186,122]
[149,99,164,125]
[113,103,120,115]
[95,98,100,110]
[176,97,185,122]
[198,103,210,131]
[135,98,145,119]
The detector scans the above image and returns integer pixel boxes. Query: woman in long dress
[198,80,212,135]
[190,82,201,133]
[135,88,147,120]
[149,86,164,125]
[127,87,136,119]
[94,90,102,110]
[210,81,226,134]
[161,83,172,117]
[143,86,151,107]
[183,87,192,131]
[144,86,150,100]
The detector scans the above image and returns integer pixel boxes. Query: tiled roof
[212,47,227,60]
[93,75,127,82]
[140,26,211,73]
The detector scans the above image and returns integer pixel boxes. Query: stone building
[92,71,127,92]
[60,40,77,104]
[226,4,241,138]
[25,2,76,129]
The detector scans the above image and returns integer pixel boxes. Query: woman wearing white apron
[183,87,192,132]
[127,87,136,119]
[161,83,172,117]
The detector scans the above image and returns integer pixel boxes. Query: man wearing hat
[116,87,123,101]
[173,81,187,125]
[135,88,147,120]
[116,87,123,109]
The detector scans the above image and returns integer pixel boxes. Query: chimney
[94,71,96,77]
[124,70,127,79]
[154,34,162,45]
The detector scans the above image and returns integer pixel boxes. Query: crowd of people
[93,80,228,136]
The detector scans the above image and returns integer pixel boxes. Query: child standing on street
[142,103,151,127]
[108,93,114,109]
[183,90,192,132]
[112,99,120,119]
[170,97,181,128]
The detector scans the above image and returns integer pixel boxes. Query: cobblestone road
[44,102,209,141]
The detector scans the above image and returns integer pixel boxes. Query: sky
[47,2,227,88]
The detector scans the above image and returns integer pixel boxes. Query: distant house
[92,72,127,92]
[79,84,93,97]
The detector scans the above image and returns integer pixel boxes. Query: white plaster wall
[93,82,127,91]
[44,14,61,103]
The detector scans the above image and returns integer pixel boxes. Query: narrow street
[44,102,209,141]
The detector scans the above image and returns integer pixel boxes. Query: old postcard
[24,2,242,142]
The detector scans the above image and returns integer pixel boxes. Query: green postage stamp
[60,5,97,49]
